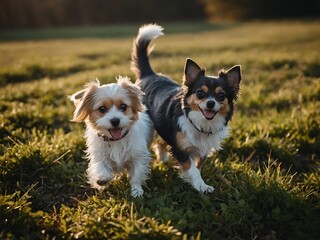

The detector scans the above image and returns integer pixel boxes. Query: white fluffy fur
[155,112,229,193]
[70,77,152,197]
[136,24,164,44]
[177,114,229,192]
[85,112,152,197]
[180,162,214,193]
[178,114,229,157]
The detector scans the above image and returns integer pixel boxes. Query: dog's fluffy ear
[227,65,241,95]
[220,65,241,98]
[71,80,100,122]
[117,76,144,113]
[183,58,205,86]
[69,89,86,107]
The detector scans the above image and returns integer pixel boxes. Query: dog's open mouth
[108,128,123,140]
[200,109,219,120]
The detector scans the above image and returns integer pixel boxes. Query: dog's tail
[131,24,164,79]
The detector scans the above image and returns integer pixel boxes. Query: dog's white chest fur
[84,112,152,196]
[85,128,130,168]
[178,114,230,157]
[86,113,150,165]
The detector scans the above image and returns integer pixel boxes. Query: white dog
[70,76,153,197]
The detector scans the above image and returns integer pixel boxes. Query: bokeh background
[1,0,319,29]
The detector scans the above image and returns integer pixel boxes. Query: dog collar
[97,130,129,147]
[183,108,220,136]
[187,116,214,135]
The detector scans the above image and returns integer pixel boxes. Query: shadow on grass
[129,159,320,239]
[0,64,88,86]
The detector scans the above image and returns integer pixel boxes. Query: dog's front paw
[200,184,214,193]
[193,181,214,193]
[131,185,144,197]
[180,164,215,193]
[87,164,113,190]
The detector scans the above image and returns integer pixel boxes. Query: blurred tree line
[0,0,319,29]
[204,0,320,20]
[0,0,204,29]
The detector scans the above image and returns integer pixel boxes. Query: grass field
[0,20,320,239]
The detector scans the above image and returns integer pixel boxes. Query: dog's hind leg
[153,135,169,163]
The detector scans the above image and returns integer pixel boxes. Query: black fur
[131,26,241,165]
[139,74,190,162]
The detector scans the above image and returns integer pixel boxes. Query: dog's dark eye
[196,90,206,99]
[119,103,127,112]
[98,106,107,114]
[217,92,226,102]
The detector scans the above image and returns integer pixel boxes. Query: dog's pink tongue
[110,128,122,140]
[204,110,215,119]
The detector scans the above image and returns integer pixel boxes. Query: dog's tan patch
[195,157,207,169]
[121,82,143,122]
[215,86,223,95]
[72,84,98,122]
[187,93,201,111]
[180,158,191,171]
[112,98,123,109]
[88,99,113,128]
[219,98,230,116]
[112,98,131,116]
[176,131,186,150]
[176,131,196,154]
[110,96,138,122]
[102,99,113,110]
[130,111,139,122]
[156,136,167,149]
[201,85,209,93]
[121,82,144,114]
[154,135,168,160]
[89,109,101,124]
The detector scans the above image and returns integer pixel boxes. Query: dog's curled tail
[131,24,164,79]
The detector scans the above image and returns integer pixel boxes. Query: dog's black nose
[110,118,120,127]
[206,100,215,109]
